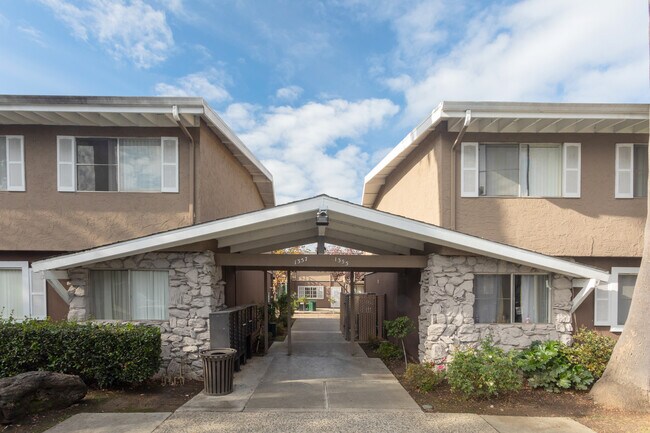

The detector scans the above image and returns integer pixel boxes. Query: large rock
[0,371,87,424]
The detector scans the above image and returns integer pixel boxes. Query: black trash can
[201,348,237,396]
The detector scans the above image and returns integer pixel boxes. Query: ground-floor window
[89,270,169,320]
[595,267,638,331]
[0,267,25,318]
[297,285,325,300]
[474,274,550,324]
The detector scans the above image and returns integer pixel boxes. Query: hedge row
[0,318,161,388]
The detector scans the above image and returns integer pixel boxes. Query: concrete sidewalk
[154,411,596,433]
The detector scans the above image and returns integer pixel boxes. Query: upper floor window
[0,136,25,192]
[474,274,550,324]
[615,143,647,198]
[594,267,638,331]
[461,142,580,198]
[57,136,179,193]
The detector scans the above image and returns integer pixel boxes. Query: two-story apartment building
[0,95,274,324]
[363,102,648,355]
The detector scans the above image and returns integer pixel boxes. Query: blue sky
[0,0,648,204]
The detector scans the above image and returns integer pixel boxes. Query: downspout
[172,105,196,224]
[449,110,472,230]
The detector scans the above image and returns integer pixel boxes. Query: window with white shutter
[615,143,647,198]
[161,137,179,193]
[593,282,610,326]
[615,143,634,198]
[57,136,76,191]
[0,136,25,191]
[29,270,46,319]
[460,142,479,197]
[562,143,581,198]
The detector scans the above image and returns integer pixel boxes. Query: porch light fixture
[316,209,329,226]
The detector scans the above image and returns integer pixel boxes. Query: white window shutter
[460,142,479,197]
[594,282,611,326]
[562,143,581,198]
[297,286,305,298]
[6,136,25,191]
[57,136,76,192]
[317,286,324,299]
[161,137,179,193]
[29,269,47,319]
[615,143,634,198]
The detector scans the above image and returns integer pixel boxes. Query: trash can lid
[200,348,237,358]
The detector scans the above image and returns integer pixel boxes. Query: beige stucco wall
[374,128,647,257]
[373,132,444,225]
[0,125,194,251]
[195,122,265,222]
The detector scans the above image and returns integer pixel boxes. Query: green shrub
[564,328,616,379]
[516,340,593,392]
[404,362,445,393]
[376,341,402,360]
[384,316,416,368]
[0,318,161,389]
[447,338,522,398]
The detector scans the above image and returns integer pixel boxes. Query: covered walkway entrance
[245,313,419,411]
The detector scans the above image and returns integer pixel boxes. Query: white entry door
[330,286,341,308]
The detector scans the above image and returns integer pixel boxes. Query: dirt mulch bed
[360,343,650,433]
[2,380,203,433]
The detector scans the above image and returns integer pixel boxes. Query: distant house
[363,101,648,352]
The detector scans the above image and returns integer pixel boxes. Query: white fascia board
[323,198,610,280]
[202,105,273,182]
[31,198,324,272]
[362,104,444,206]
[31,195,610,281]
[0,104,204,115]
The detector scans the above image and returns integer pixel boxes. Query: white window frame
[297,285,325,300]
[599,267,639,332]
[465,142,580,198]
[0,261,31,318]
[474,273,552,324]
[58,136,179,193]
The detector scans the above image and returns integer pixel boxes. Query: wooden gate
[340,293,385,342]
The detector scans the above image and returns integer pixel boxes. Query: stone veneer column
[65,251,225,379]
[419,254,574,364]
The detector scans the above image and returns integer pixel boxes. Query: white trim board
[31,195,609,281]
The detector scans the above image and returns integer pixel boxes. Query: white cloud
[39,0,174,68]
[275,85,303,102]
[392,0,649,122]
[227,98,399,204]
[155,69,231,103]
[17,25,46,47]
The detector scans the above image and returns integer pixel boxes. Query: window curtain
[130,271,168,320]
[618,274,637,326]
[0,269,23,318]
[634,145,648,198]
[527,145,562,197]
[480,145,519,196]
[474,275,510,323]
[518,275,549,323]
[119,139,161,192]
[90,270,129,320]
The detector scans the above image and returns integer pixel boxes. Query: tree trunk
[590,109,650,411]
